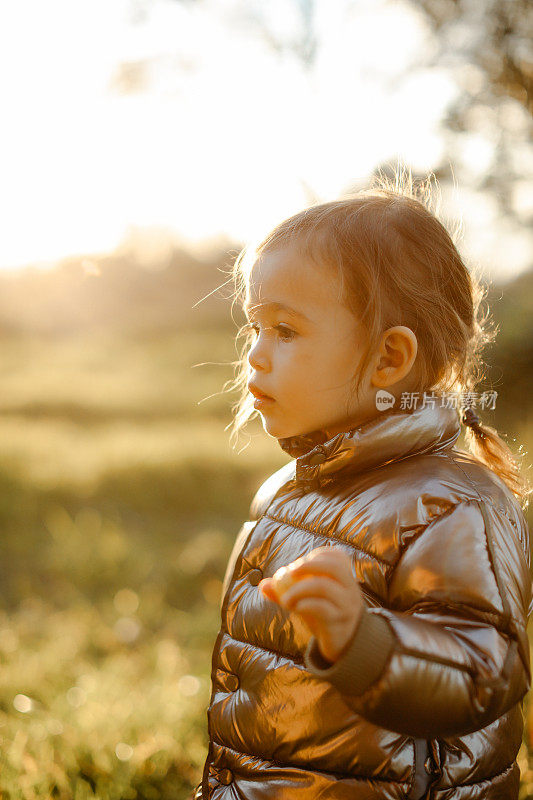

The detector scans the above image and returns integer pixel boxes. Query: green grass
[0,329,531,798]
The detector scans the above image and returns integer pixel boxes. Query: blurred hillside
[0,236,237,337]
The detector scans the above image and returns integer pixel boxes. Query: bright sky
[0,0,531,282]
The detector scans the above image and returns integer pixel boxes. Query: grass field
[0,329,531,798]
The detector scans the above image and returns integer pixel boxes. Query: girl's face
[245,244,380,440]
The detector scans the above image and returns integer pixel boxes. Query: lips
[248,383,274,401]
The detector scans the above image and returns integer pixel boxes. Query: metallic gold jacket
[198,403,532,799]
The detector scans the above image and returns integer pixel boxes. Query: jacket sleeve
[303,497,532,738]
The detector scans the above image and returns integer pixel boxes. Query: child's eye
[246,323,296,343]
[274,325,296,342]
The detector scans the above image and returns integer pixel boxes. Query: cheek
[307,344,356,387]
[331,340,363,384]
[281,348,315,386]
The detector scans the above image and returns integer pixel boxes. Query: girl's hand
[258,547,364,664]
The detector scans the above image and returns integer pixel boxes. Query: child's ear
[371,326,418,388]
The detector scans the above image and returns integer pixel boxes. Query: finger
[292,596,337,618]
[258,578,279,603]
[277,576,347,612]
[289,597,338,629]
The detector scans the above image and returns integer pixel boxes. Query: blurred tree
[413,0,532,232]
[416,0,532,113]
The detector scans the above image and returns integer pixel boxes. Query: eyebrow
[243,301,311,322]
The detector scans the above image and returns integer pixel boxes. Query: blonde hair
[220,168,531,508]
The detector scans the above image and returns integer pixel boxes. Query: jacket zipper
[409,739,432,799]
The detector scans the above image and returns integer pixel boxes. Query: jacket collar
[278,402,461,490]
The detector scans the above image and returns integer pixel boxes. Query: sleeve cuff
[303,604,397,696]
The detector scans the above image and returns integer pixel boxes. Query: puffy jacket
[196,402,532,799]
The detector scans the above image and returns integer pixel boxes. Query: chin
[260,418,285,438]
[258,415,292,439]
[258,408,325,440]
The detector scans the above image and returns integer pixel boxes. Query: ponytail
[461,406,531,509]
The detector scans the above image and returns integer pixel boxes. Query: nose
[247,332,270,371]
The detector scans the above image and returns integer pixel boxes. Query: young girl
[192,174,532,799]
